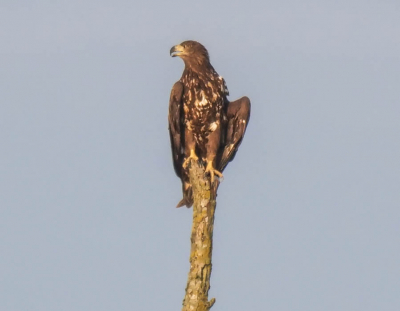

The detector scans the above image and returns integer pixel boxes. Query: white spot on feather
[196,92,208,107]
[209,122,218,131]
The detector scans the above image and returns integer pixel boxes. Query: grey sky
[1,1,399,310]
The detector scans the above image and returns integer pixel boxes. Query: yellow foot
[205,161,223,183]
[182,149,199,169]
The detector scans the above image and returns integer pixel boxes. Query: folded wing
[219,96,251,172]
[168,82,184,177]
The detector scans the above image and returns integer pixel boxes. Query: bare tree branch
[181,161,219,311]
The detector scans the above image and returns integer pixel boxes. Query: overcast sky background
[1,1,399,310]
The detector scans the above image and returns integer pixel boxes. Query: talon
[205,161,223,183]
[183,149,199,168]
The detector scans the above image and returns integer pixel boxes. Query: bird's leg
[205,157,223,183]
[182,149,199,169]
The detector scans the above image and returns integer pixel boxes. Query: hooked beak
[170,44,184,57]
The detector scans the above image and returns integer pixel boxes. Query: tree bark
[181,161,218,311]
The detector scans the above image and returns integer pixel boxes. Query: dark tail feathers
[176,182,193,208]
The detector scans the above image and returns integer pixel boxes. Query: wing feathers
[219,96,251,171]
[168,82,184,177]
[168,82,193,207]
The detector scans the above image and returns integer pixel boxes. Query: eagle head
[170,40,210,67]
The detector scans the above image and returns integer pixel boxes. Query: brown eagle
[168,40,250,207]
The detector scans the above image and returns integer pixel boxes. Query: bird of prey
[168,40,250,207]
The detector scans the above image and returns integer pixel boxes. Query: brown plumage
[168,40,250,207]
